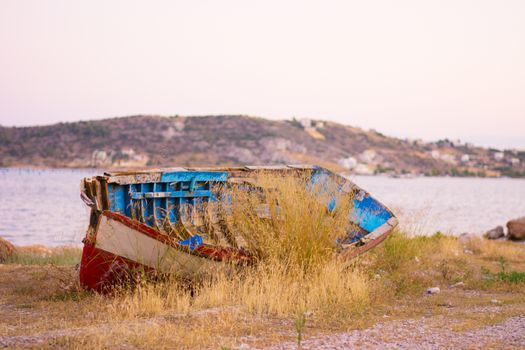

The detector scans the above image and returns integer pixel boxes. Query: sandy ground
[264,315,525,350]
[2,242,525,350]
[2,295,524,349]
[2,316,524,349]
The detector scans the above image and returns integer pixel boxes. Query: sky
[0,0,524,149]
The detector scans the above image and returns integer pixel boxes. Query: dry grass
[1,175,525,348]
[2,232,525,348]
[465,236,525,262]
[225,173,353,270]
[109,174,366,327]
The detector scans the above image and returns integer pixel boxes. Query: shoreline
[2,165,525,179]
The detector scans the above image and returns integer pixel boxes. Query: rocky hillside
[0,115,523,177]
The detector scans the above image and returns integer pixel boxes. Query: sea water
[1,168,524,246]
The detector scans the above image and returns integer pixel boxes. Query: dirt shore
[2,232,525,349]
[266,313,525,350]
[1,264,525,349]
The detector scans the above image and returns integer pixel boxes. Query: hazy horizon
[1,1,524,149]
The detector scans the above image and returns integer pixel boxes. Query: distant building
[298,118,312,129]
[337,157,357,170]
[354,163,375,175]
[431,150,456,164]
[359,149,377,163]
[173,119,185,131]
[121,147,136,156]
[494,152,505,161]
[461,154,470,163]
[440,153,456,164]
[91,150,109,167]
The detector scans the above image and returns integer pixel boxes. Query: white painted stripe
[361,217,399,243]
[95,215,220,278]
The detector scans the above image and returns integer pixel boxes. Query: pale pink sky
[1,0,524,149]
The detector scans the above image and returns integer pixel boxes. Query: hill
[0,115,523,177]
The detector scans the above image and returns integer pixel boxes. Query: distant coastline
[1,115,524,178]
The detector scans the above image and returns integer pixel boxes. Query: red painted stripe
[79,242,152,293]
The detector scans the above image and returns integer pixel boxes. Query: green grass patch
[497,271,525,283]
[6,247,82,266]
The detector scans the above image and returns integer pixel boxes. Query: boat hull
[79,165,397,292]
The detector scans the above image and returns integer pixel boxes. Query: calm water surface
[1,168,524,246]
[352,175,525,235]
[0,168,97,246]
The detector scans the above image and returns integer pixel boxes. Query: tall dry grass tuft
[465,236,525,262]
[109,173,372,324]
[224,172,353,271]
[111,279,193,318]
[0,236,16,262]
[109,261,372,325]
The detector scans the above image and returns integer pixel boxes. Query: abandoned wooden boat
[79,165,397,292]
